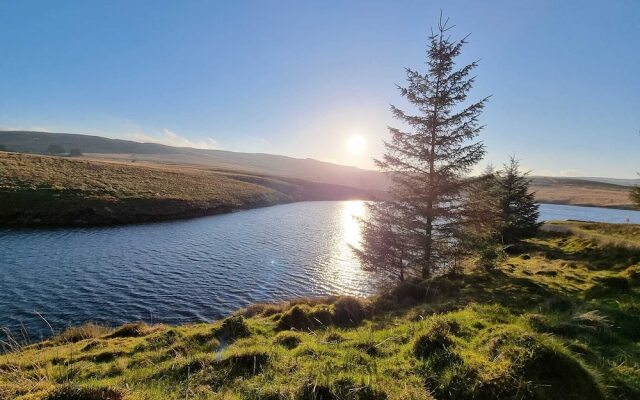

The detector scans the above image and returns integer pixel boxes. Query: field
[1,222,639,400]
[3,131,637,209]
[531,177,634,209]
[0,152,374,227]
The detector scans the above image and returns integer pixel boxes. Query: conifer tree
[459,167,505,268]
[631,187,640,209]
[353,201,413,282]
[356,15,488,279]
[495,157,541,243]
[631,175,640,209]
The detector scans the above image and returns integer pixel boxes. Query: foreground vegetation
[0,152,371,227]
[1,222,638,399]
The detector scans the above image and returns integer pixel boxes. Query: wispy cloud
[128,129,218,149]
[533,168,580,177]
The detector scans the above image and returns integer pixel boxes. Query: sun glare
[345,135,367,155]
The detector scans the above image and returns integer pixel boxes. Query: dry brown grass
[544,221,640,249]
[52,323,110,344]
[532,183,634,209]
[0,152,370,226]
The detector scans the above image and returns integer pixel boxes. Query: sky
[0,1,638,178]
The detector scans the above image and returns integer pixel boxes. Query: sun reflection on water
[341,200,365,248]
[316,200,372,296]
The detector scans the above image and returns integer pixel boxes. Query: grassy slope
[530,178,634,209]
[0,152,374,227]
[1,223,639,400]
[3,131,636,208]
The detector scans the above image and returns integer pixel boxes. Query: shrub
[477,243,507,269]
[69,148,82,156]
[424,277,460,300]
[214,316,250,341]
[332,297,366,327]
[388,279,425,304]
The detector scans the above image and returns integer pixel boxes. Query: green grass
[0,152,370,227]
[1,224,639,399]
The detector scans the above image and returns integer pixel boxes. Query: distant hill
[0,130,177,155]
[0,130,390,191]
[574,177,640,187]
[530,176,631,190]
[1,130,635,208]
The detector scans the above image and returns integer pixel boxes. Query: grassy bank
[1,222,638,399]
[531,178,635,209]
[0,152,373,227]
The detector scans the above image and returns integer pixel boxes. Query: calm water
[1,201,639,339]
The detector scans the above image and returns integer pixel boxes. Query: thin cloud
[533,168,580,177]
[128,129,219,150]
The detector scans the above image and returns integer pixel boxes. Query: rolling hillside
[0,152,376,227]
[0,131,390,191]
[1,130,636,209]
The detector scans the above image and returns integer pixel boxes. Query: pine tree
[631,187,640,209]
[358,15,488,279]
[352,201,414,282]
[496,157,541,243]
[459,167,505,268]
[631,174,640,209]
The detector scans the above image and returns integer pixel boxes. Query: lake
[1,201,639,339]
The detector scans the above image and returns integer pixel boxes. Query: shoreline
[2,222,638,399]
[0,152,377,228]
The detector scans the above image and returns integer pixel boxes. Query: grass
[0,152,371,227]
[1,223,639,399]
[531,179,635,209]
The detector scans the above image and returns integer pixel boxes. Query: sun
[345,135,367,155]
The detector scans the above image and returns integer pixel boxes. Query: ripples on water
[1,201,640,339]
[0,201,372,339]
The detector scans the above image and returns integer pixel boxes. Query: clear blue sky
[0,1,638,177]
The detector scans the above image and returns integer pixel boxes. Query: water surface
[1,201,639,339]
